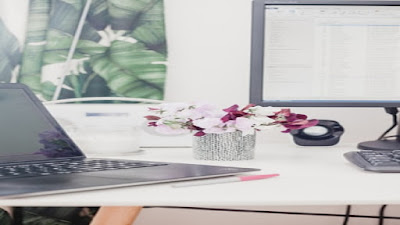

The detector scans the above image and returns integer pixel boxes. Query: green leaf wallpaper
[0,0,167,101]
[0,20,21,82]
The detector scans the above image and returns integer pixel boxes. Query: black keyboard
[0,159,167,179]
[344,150,400,172]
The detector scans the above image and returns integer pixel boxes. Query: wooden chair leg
[90,206,142,225]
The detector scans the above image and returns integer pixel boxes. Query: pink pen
[172,174,279,188]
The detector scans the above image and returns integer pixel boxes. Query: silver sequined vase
[192,131,256,161]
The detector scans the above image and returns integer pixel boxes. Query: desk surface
[1,143,399,206]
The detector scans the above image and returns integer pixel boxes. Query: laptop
[0,83,259,198]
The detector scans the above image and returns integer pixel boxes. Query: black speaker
[290,120,344,146]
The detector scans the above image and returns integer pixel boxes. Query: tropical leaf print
[0,19,21,82]
[16,0,167,101]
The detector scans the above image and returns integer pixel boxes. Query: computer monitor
[249,0,400,150]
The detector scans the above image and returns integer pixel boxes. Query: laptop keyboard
[0,159,167,179]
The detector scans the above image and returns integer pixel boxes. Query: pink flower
[189,103,220,120]
[282,119,319,132]
[144,115,160,121]
[235,117,254,133]
[193,118,221,129]
[221,104,252,122]
[269,109,319,132]
[144,103,318,136]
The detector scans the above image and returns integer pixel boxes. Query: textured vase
[192,131,256,161]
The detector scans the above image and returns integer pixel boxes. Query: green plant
[0,0,168,101]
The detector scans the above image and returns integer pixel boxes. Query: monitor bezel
[250,0,400,107]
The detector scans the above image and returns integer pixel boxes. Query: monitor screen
[250,0,400,107]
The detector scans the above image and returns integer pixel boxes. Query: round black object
[290,120,344,146]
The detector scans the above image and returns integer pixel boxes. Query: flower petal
[223,104,239,112]
[235,117,254,132]
[194,131,206,136]
[193,118,222,129]
[144,115,160,120]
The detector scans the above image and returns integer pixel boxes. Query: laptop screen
[0,85,83,163]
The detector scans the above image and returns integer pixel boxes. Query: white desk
[1,143,399,206]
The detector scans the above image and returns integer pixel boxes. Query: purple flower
[269,109,319,132]
[144,115,161,121]
[221,104,253,122]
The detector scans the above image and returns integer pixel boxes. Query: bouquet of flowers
[145,103,318,136]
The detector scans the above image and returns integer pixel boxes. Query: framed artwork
[0,0,167,102]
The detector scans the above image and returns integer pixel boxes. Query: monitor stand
[357,139,400,151]
[357,107,400,150]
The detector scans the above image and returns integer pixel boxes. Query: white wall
[164,0,253,106]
